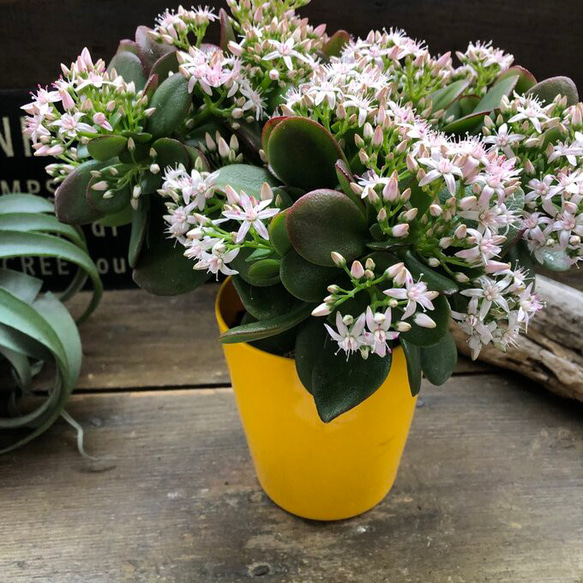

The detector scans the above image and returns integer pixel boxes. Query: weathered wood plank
[0,376,581,582]
[37,288,486,391]
[1,0,582,91]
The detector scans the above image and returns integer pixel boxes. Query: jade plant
[0,193,102,453]
[23,2,583,422]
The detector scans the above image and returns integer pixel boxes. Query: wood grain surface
[0,377,581,583]
[1,0,582,90]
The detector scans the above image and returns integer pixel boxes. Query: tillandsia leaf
[150,51,179,83]
[294,317,329,394]
[135,25,175,71]
[231,276,299,321]
[151,137,191,172]
[0,213,85,248]
[268,210,292,256]
[286,189,368,267]
[527,76,579,106]
[498,66,537,94]
[400,294,451,347]
[146,73,192,138]
[401,339,422,397]
[247,258,281,280]
[87,176,131,215]
[0,230,103,323]
[87,135,129,161]
[133,197,211,295]
[0,194,54,214]
[429,79,470,112]
[55,161,107,225]
[403,250,459,295]
[0,269,43,304]
[128,196,149,269]
[311,340,393,423]
[0,290,71,451]
[219,301,315,344]
[108,51,146,91]
[219,8,236,51]
[420,331,458,386]
[322,30,351,58]
[266,117,348,190]
[231,248,281,287]
[214,164,280,198]
[280,249,340,302]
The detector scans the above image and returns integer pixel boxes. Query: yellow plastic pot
[216,279,417,521]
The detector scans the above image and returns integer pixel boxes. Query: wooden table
[0,286,582,582]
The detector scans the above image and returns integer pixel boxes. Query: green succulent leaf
[400,294,451,347]
[261,116,286,152]
[135,25,175,70]
[403,250,459,295]
[87,177,131,215]
[231,276,298,321]
[429,79,470,112]
[286,189,368,267]
[498,66,537,94]
[151,137,191,172]
[214,164,279,198]
[294,317,328,394]
[150,51,179,82]
[219,8,236,51]
[247,258,281,280]
[322,30,351,57]
[280,249,339,302]
[54,161,106,225]
[231,247,281,287]
[311,343,392,423]
[420,331,457,386]
[133,198,211,294]
[128,197,149,269]
[266,117,348,190]
[401,339,422,397]
[458,95,480,116]
[527,76,579,106]
[87,135,128,161]
[146,73,192,138]
[268,210,292,256]
[108,51,146,91]
[219,301,314,344]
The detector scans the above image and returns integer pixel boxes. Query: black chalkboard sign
[0,89,134,289]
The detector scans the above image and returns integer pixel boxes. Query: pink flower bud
[414,313,436,328]
[383,171,399,202]
[224,185,240,205]
[392,223,410,238]
[350,260,365,279]
[395,321,411,332]
[331,251,346,267]
[429,204,442,217]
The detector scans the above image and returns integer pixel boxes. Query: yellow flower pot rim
[215,276,298,364]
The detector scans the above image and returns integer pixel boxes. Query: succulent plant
[0,193,102,453]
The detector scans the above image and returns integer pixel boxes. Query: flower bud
[350,260,365,279]
[454,272,470,283]
[428,257,440,267]
[327,284,339,294]
[414,313,436,329]
[429,204,442,217]
[365,257,376,271]
[454,224,467,239]
[149,163,160,174]
[331,251,346,267]
[342,314,354,326]
[392,223,410,238]
[395,321,411,332]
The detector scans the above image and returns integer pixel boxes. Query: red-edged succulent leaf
[322,30,350,57]
[286,189,367,267]
[214,164,279,198]
[151,137,191,170]
[219,8,236,51]
[498,66,537,94]
[150,51,179,82]
[528,76,579,106]
[117,40,139,55]
[144,74,159,100]
[261,116,287,152]
[54,161,106,225]
[135,25,175,71]
[335,159,365,209]
[268,210,292,256]
[266,117,348,190]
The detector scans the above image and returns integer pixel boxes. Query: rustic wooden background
[0,0,582,90]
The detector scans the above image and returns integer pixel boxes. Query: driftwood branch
[452,275,583,402]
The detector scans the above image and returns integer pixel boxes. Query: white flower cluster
[485,95,583,267]
[158,166,279,277]
[22,48,152,181]
[150,5,218,49]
